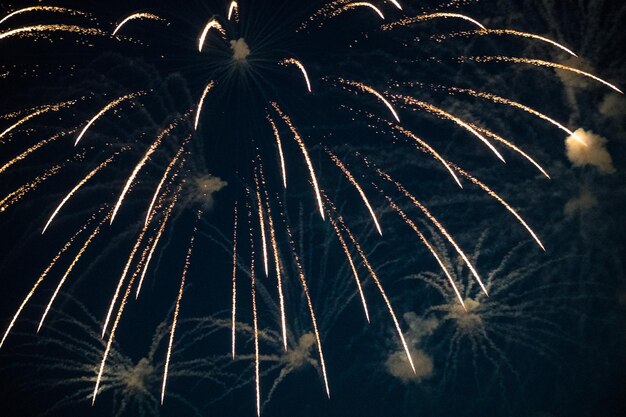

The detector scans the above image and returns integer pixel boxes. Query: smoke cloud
[565,128,615,174]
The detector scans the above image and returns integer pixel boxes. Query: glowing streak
[136,190,180,299]
[389,0,403,10]
[198,19,226,52]
[1,219,95,348]
[254,172,269,276]
[0,100,76,143]
[382,12,486,31]
[469,56,623,94]
[42,153,120,234]
[0,24,105,41]
[75,93,144,146]
[327,215,371,322]
[281,58,312,92]
[326,150,382,235]
[386,122,463,187]
[228,2,239,21]
[264,200,288,350]
[267,115,287,188]
[377,169,488,295]
[194,81,215,130]
[443,86,583,143]
[249,229,261,417]
[342,3,385,20]
[271,103,325,220]
[0,165,61,212]
[471,124,550,178]
[102,222,151,338]
[161,214,200,404]
[112,13,163,36]
[39,218,106,332]
[338,79,400,122]
[0,6,87,26]
[438,29,577,57]
[398,95,505,162]
[145,139,188,227]
[453,165,545,250]
[231,205,238,359]
[1,130,73,175]
[327,201,415,374]
[111,120,180,224]
[285,223,330,398]
[386,198,465,309]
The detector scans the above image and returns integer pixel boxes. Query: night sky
[1,1,625,416]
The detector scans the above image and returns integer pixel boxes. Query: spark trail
[382,12,486,31]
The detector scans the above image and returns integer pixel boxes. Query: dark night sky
[0,1,625,416]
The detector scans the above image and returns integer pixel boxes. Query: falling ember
[0,6,88,26]
[327,214,371,322]
[0,216,98,348]
[396,95,505,162]
[39,216,109,332]
[382,12,486,31]
[271,103,325,220]
[0,24,105,41]
[112,13,164,36]
[198,19,226,52]
[385,197,466,310]
[228,1,239,22]
[42,153,122,234]
[284,222,331,398]
[110,118,184,224]
[468,56,623,94]
[280,58,312,93]
[337,78,400,122]
[161,213,200,404]
[75,92,145,146]
[326,150,383,236]
[452,165,545,251]
[326,200,416,374]
[231,205,238,359]
[435,29,577,57]
[266,115,288,189]
[379,169,488,295]
[0,100,77,143]
[194,81,215,130]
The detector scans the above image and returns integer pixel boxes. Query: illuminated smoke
[230,38,250,62]
[564,186,599,218]
[565,128,616,174]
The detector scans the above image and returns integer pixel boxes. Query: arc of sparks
[1,130,73,175]
[267,115,288,188]
[453,164,545,250]
[0,217,97,348]
[271,103,325,220]
[382,12,486,31]
[161,214,200,404]
[231,205,238,358]
[110,119,182,224]
[469,56,623,94]
[254,172,270,277]
[198,19,226,52]
[0,100,77,143]
[228,1,239,21]
[43,153,122,234]
[342,3,385,20]
[0,24,105,41]
[195,81,215,130]
[326,199,416,374]
[326,150,382,236]
[375,167,488,295]
[386,197,466,309]
[0,165,62,212]
[437,29,577,57]
[75,92,145,146]
[338,78,400,122]
[280,58,312,93]
[397,94,505,162]
[0,6,88,26]
[112,13,164,36]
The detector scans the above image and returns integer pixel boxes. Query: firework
[0,1,620,414]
